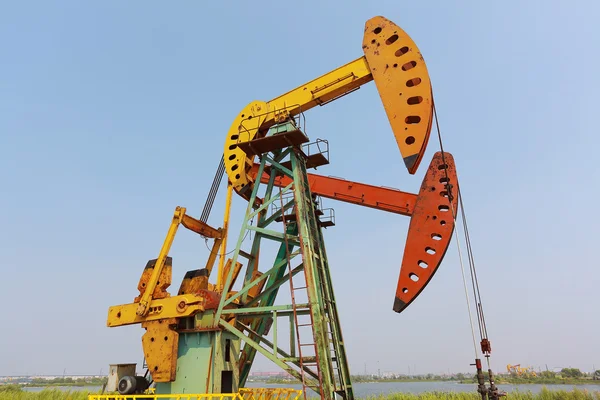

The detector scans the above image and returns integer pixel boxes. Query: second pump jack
[101,15,504,400]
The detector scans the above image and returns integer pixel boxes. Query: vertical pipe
[289,314,296,358]
[273,310,278,354]
[217,183,234,292]
[474,358,488,400]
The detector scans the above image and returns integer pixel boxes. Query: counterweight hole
[395,46,409,57]
[406,77,422,87]
[373,27,382,34]
[402,61,417,71]
[405,136,415,145]
[386,34,399,45]
[409,273,419,282]
[405,116,421,124]
[407,96,423,105]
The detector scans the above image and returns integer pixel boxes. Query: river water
[23,381,600,395]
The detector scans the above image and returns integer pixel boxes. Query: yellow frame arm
[223,16,434,199]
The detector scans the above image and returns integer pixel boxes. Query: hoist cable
[432,95,494,368]
[461,187,486,343]
[452,210,480,359]
[431,98,479,360]
[200,155,225,223]
[460,190,490,340]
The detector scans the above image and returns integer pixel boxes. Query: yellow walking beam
[223,16,433,200]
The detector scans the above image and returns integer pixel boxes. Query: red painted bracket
[248,151,458,314]
[248,169,418,217]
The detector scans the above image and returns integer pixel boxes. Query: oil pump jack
[95,15,503,400]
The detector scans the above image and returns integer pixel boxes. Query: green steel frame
[213,122,354,400]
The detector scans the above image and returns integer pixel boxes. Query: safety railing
[300,138,329,165]
[317,207,335,228]
[88,388,302,400]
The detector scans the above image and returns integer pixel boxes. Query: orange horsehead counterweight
[226,16,457,313]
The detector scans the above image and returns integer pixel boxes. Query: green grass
[1,386,599,400]
[0,386,95,400]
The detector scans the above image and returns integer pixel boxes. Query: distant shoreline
[20,383,102,388]
[252,378,600,386]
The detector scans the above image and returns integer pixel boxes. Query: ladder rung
[299,343,315,347]
[297,323,313,327]
[293,286,307,290]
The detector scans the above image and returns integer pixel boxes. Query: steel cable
[431,97,481,360]
[200,155,226,223]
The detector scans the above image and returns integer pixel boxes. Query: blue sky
[1,1,599,377]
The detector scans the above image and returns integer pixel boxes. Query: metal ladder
[278,185,325,400]
[288,147,354,400]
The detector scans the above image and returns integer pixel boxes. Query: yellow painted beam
[107,294,205,327]
[223,57,373,197]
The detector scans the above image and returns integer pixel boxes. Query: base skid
[393,151,459,313]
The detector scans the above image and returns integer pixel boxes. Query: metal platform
[317,208,335,228]
[280,153,329,170]
[274,213,297,223]
[280,139,330,170]
[236,129,310,156]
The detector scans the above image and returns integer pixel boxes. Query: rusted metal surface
[178,269,209,295]
[135,257,172,302]
[199,289,222,311]
[107,293,211,327]
[249,164,417,217]
[393,151,458,312]
[481,338,492,354]
[362,16,433,174]
[222,259,243,292]
[181,214,222,239]
[236,129,309,156]
[141,318,179,382]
